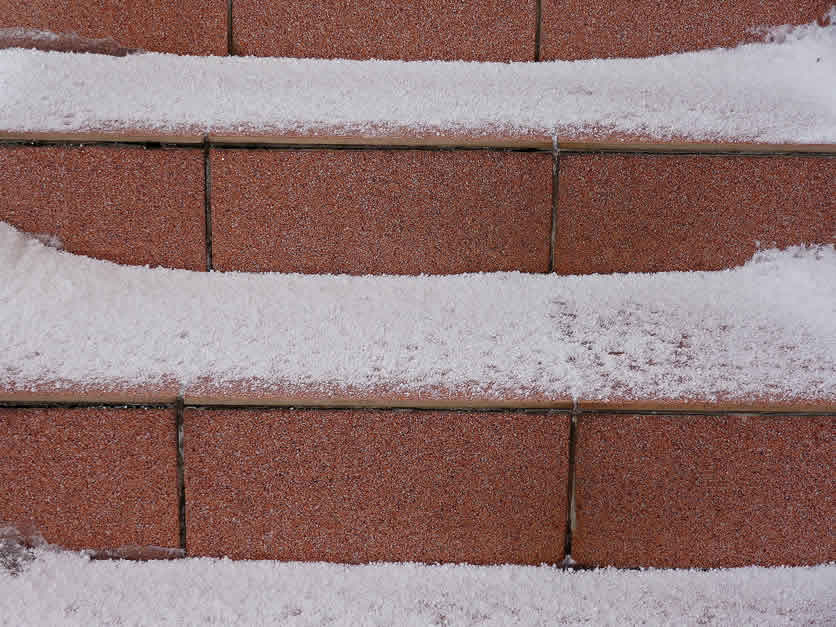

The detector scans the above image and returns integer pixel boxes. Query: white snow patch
[1,221,834,403]
[1,550,834,626]
[0,15,834,143]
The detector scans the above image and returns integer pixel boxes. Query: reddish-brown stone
[0,146,206,270]
[0,1,227,55]
[555,154,835,274]
[0,29,139,55]
[573,413,836,568]
[233,0,536,61]
[0,407,179,551]
[541,1,828,60]
[210,149,552,274]
[185,408,569,563]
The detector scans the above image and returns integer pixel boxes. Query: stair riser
[1,144,832,275]
[2,2,828,59]
[2,406,832,567]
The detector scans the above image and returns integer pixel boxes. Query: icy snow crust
[1,222,834,403]
[1,551,834,626]
[1,16,835,143]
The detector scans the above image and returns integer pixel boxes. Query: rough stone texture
[233,0,536,61]
[0,29,139,55]
[573,413,836,568]
[211,149,552,274]
[0,380,180,405]
[185,408,569,563]
[555,154,835,275]
[541,1,829,60]
[0,1,227,55]
[0,146,206,270]
[0,407,179,551]
[183,379,572,410]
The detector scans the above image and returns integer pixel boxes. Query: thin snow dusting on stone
[1,549,834,626]
[1,222,834,403]
[0,13,835,143]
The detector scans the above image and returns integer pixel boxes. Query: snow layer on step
[1,222,834,403]
[2,551,834,626]
[1,15,835,143]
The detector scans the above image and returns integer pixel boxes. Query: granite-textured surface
[541,1,828,60]
[0,407,179,551]
[232,0,536,60]
[210,149,552,274]
[0,382,180,405]
[572,413,836,568]
[0,146,206,269]
[0,1,227,55]
[185,408,569,563]
[555,154,835,274]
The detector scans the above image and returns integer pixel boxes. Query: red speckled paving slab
[572,414,836,568]
[0,0,227,55]
[232,0,536,61]
[555,154,835,275]
[0,146,206,270]
[541,1,829,60]
[185,408,569,564]
[210,149,552,275]
[0,407,179,551]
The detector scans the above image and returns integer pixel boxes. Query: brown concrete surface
[0,145,206,269]
[541,1,829,60]
[210,149,552,274]
[0,1,227,55]
[572,413,836,568]
[185,408,569,563]
[232,0,537,60]
[0,407,179,551]
[555,154,835,274]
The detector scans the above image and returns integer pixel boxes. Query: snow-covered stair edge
[1,15,835,146]
[1,222,834,409]
[3,550,834,626]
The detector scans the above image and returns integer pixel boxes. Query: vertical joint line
[534,0,542,62]
[175,396,187,553]
[227,0,234,55]
[563,406,579,561]
[549,136,559,273]
[203,137,213,271]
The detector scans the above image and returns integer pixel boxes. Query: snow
[1,13,835,143]
[0,549,833,626]
[1,222,834,403]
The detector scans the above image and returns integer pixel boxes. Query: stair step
[2,39,834,145]
[2,405,832,566]
[0,143,832,276]
[1,222,832,411]
[1,3,828,59]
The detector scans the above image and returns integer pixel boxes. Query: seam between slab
[227,0,235,56]
[1,400,832,415]
[563,408,579,560]
[175,396,187,553]
[203,136,213,271]
[534,0,542,62]
[2,137,835,156]
[549,136,559,272]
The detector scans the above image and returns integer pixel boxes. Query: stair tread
[1,222,832,409]
[1,28,834,147]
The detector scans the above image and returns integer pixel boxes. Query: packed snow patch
[1,222,834,403]
[1,550,834,626]
[1,14,835,142]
